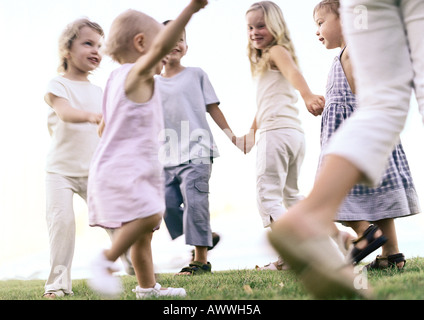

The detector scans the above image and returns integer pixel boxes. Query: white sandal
[133,283,186,299]
[88,251,122,298]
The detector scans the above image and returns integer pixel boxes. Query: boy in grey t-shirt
[157,24,236,275]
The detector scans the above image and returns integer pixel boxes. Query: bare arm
[340,47,356,94]
[45,93,102,124]
[236,117,256,154]
[126,0,208,100]
[207,103,236,144]
[269,45,325,116]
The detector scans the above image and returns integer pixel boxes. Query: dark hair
[162,20,186,39]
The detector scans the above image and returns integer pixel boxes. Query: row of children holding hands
[43,0,418,299]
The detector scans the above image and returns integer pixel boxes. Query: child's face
[314,8,343,49]
[246,9,274,50]
[67,26,103,74]
[167,32,188,64]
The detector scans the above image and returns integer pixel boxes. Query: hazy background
[1,0,424,280]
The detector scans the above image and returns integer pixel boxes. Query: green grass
[1,257,424,300]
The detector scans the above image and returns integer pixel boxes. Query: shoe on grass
[133,283,186,299]
[88,251,122,298]
[176,261,212,275]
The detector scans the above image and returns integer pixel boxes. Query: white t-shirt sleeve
[46,77,69,100]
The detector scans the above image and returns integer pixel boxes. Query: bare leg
[346,221,383,250]
[272,155,362,239]
[193,246,208,264]
[104,214,162,264]
[375,218,404,268]
[269,155,372,298]
[177,246,208,275]
[132,231,156,288]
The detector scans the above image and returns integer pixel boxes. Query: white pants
[45,173,88,295]
[256,128,305,228]
[324,0,424,186]
[44,173,133,295]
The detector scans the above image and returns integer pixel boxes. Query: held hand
[235,131,255,154]
[243,133,255,154]
[97,117,105,137]
[88,112,103,125]
[305,94,325,116]
[234,136,245,153]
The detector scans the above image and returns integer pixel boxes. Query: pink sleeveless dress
[88,64,165,229]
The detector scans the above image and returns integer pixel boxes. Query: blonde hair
[313,0,340,18]
[58,18,104,74]
[105,9,160,64]
[246,1,299,77]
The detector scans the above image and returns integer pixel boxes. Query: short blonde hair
[313,0,340,18]
[58,18,104,74]
[105,9,161,63]
[246,1,299,77]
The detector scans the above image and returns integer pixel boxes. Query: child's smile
[246,9,274,50]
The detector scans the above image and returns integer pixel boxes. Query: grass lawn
[1,257,424,301]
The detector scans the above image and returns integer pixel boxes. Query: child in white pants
[44,19,104,298]
[242,1,324,271]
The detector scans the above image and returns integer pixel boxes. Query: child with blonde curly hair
[43,18,104,298]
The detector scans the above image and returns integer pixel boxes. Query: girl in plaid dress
[315,0,420,269]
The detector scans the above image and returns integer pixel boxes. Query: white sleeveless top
[256,69,303,133]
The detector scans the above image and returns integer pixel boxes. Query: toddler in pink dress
[87,0,208,299]
[88,63,165,229]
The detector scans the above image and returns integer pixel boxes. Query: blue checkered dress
[320,47,420,221]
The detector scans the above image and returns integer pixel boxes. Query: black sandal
[176,261,212,275]
[365,253,406,270]
[349,224,388,265]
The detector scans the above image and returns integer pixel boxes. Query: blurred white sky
[1,0,424,279]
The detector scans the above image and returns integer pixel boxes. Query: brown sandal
[365,253,406,270]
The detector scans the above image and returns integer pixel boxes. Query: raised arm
[125,0,208,103]
[131,0,207,80]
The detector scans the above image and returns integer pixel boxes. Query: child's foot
[42,290,66,299]
[88,251,122,298]
[268,211,373,299]
[133,283,186,299]
[331,230,356,258]
[176,261,212,275]
[348,225,387,265]
[365,253,406,270]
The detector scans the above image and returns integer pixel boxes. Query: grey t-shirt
[157,67,220,167]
